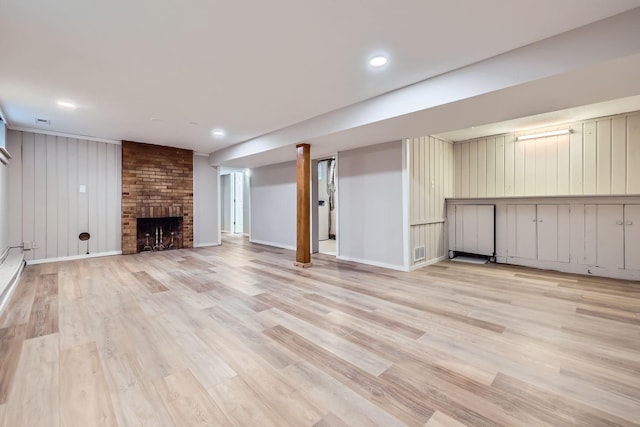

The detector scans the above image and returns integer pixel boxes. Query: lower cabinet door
[625,205,640,270]
[508,204,537,260]
[596,205,624,270]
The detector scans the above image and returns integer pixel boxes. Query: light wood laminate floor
[1,234,639,426]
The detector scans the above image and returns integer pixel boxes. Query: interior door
[596,205,624,270]
[624,205,640,270]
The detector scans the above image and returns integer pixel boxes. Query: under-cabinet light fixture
[516,129,572,141]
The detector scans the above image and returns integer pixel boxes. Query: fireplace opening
[137,217,183,253]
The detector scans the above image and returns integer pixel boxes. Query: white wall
[243,171,250,235]
[0,123,8,259]
[408,136,454,267]
[7,130,121,261]
[317,160,330,240]
[220,174,231,232]
[250,161,296,250]
[193,155,220,247]
[338,141,406,270]
[454,111,640,198]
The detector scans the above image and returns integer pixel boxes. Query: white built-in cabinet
[506,204,570,263]
[584,204,640,271]
[447,197,640,280]
[625,205,640,271]
[448,205,495,257]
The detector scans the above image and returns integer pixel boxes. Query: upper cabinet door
[624,205,640,270]
[596,205,624,270]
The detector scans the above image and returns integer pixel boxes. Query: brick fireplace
[121,141,193,254]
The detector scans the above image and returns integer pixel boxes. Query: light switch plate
[79,185,86,193]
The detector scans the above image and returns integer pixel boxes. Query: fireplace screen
[136,217,183,253]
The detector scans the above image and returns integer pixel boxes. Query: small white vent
[35,118,50,125]
[413,246,426,262]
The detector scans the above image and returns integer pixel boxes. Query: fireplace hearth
[136,217,183,253]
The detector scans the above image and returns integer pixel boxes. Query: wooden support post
[295,143,312,267]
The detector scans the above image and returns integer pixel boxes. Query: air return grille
[413,246,426,262]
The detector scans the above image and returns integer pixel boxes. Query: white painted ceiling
[436,95,640,142]
[2,0,640,155]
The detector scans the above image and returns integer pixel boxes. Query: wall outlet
[23,241,31,250]
[79,184,86,193]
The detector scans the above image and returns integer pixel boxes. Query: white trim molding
[194,243,220,248]
[9,126,121,145]
[249,239,295,251]
[410,255,447,271]
[337,255,408,272]
[27,250,122,265]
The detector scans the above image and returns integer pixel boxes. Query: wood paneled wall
[408,136,454,266]
[11,131,121,261]
[453,111,640,198]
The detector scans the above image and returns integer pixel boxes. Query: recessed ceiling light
[212,129,226,137]
[369,55,388,68]
[56,100,76,110]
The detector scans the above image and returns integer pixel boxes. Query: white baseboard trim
[502,256,640,281]
[194,242,220,248]
[27,251,122,265]
[249,239,296,251]
[410,255,447,271]
[336,255,407,272]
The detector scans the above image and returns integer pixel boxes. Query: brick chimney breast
[121,141,193,254]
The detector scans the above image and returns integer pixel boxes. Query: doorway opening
[313,157,337,256]
[220,169,248,235]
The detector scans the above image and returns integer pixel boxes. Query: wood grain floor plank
[60,342,117,427]
[26,273,59,339]
[305,293,425,339]
[0,324,26,404]
[131,271,169,294]
[207,375,290,427]
[4,334,59,427]
[154,369,231,427]
[58,299,93,350]
[491,372,638,427]
[100,348,174,426]
[313,411,352,427]
[0,268,37,329]
[425,410,468,427]
[196,325,325,426]
[265,324,435,426]
[0,234,637,426]
[262,307,394,376]
[282,361,407,427]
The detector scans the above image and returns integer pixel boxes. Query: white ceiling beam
[210,7,640,167]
